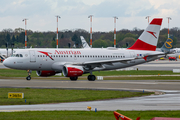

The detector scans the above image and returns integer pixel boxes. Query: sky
[0,0,179,32]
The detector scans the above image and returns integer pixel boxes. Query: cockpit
[11,54,23,57]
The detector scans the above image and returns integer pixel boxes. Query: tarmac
[0,60,180,111]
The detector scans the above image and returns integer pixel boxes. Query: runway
[1,79,180,91]
[1,60,180,112]
[1,79,180,111]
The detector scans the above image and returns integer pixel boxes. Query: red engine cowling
[62,65,84,77]
[36,70,56,77]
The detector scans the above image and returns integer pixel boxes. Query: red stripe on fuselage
[150,18,162,26]
[128,39,156,51]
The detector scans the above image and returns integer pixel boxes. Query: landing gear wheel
[26,75,31,80]
[87,75,96,81]
[70,76,78,81]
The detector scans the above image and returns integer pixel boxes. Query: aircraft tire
[70,77,78,81]
[88,75,96,81]
[26,76,31,81]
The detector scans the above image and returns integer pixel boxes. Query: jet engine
[62,65,84,77]
[36,70,56,77]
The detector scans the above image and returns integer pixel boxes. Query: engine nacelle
[62,65,84,77]
[36,70,56,77]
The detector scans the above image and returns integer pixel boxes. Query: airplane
[0,49,13,58]
[156,35,174,53]
[3,18,164,81]
[0,48,22,58]
[80,36,90,48]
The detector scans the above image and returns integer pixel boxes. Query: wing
[82,58,135,65]
[142,52,165,61]
[71,57,136,71]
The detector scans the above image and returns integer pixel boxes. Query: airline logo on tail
[165,38,173,49]
[147,31,157,38]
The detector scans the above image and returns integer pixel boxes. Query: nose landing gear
[26,70,32,80]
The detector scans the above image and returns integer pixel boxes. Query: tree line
[0,27,179,49]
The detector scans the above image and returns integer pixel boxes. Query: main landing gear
[87,70,96,81]
[70,76,78,81]
[87,75,96,81]
[26,70,32,81]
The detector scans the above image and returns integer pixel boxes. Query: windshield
[11,54,23,57]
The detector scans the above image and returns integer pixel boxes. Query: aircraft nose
[3,58,12,68]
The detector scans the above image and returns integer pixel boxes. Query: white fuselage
[3,48,164,72]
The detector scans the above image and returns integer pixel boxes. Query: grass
[0,68,179,78]
[0,69,37,77]
[0,88,152,105]
[1,69,180,80]
[0,110,180,120]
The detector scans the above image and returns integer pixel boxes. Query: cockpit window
[11,54,23,57]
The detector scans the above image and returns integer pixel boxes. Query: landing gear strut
[26,70,32,80]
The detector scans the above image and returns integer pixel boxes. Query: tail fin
[80,36,90,48]
[161,35,173,53]
[128,18,163,51]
